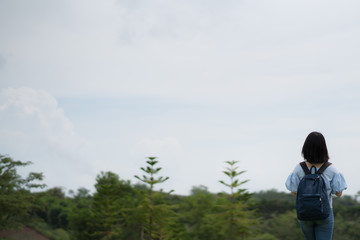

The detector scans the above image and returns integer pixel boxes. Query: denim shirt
[285,162,347,208]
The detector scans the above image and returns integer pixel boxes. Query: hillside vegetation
[1,154,359,240]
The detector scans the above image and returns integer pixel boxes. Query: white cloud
[0,87,95,192]
[0,87,84,154]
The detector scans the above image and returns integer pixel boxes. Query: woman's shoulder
[324,163,344,180]
[327,163,340,174]
[291,163,305,176]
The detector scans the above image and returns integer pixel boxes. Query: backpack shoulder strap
[300,161,311,175]
[317,162,332,174]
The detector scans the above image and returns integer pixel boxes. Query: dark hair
[301,131,329,164]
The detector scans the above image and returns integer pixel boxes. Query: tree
[33,187,71,230]
[0,154,45,230]
[134,157,173,240]
[216,160,258,240]
[90,171,138,240]
[67,188,94,240]
[170,185,221,240]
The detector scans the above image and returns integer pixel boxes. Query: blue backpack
[296,161,331,221]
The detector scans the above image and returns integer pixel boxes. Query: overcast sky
[1,0,360,196]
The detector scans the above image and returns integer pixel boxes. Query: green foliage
[134,157,173,240]
[251,233,279,240]
[32,187,71,230]
[92,171,124,238]
[219,161,249,192]
[0,154,45,230]
[28,220,70,240]
[257,210,302,240]
[67,188,94,240]
[332,195,360,240]
[4,153,360,240]
[253,189,294,219]
[90,172,140,239]
[68,171,144,240]
[134,157,170,190]
[217,161,258,240]
[333,213,360,240]
[169,185,222,240]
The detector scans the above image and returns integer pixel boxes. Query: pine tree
[134,157,173,240]
[217,160,258,240]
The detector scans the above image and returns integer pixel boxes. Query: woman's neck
[305,161,324,168]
